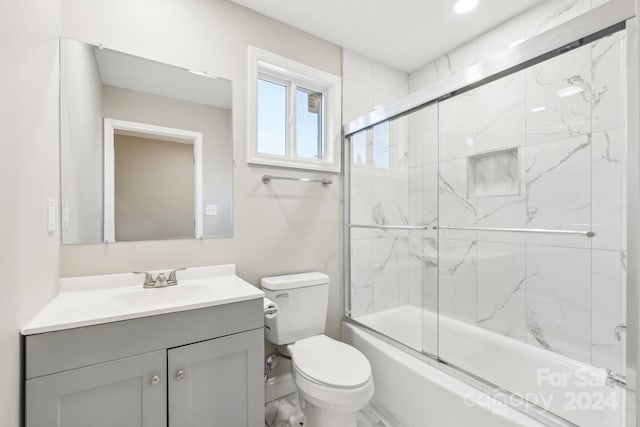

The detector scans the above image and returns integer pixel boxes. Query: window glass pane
[373,121,390,169]
[351,130,367,165]
[296,87,322,159]
[257,79,287,156]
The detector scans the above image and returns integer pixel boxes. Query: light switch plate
[47,199,55,233]
[205,204,218,216]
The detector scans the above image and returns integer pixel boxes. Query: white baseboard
[265,373,296,403]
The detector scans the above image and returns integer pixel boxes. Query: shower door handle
[347,224,430,231]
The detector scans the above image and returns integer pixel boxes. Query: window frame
[247,46,342,173]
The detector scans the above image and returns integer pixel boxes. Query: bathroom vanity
[22,265,264,427]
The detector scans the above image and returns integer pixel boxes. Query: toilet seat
[291,335,371,389]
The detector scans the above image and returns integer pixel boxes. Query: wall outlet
[205,204,218,216]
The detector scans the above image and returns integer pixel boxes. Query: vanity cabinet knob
[176,370,185,381]
[150,375,161,385]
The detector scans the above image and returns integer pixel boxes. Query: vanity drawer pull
[176,370,186,381]
[150,374,161,385]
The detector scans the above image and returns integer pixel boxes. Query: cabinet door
[26,350,167,427]
[168,328,264,427]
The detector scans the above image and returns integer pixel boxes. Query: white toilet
[262,272,374,427]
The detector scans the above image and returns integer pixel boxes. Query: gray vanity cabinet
[168,329,263,426]
[26,350,167,427]
[24,300,264,427]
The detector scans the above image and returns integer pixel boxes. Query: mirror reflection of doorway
[103,118,204,242]
[114,133,194,241]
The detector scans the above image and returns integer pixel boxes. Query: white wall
[636,4,640,425]
[59,0,343,377]
[0,0,61,426]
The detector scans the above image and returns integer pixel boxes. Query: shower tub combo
[343,1,636,426]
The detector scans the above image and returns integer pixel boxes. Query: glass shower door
[344,21,627,427]
[436,30,627,426]
[407,104,439,357]
[347,103,439,355]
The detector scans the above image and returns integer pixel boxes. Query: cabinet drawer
[26,299,262,379]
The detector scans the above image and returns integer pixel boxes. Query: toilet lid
[292,335,371,389]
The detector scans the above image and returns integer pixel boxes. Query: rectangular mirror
[60,38,233,244]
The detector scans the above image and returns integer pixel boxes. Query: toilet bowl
[261,272,375,427]
[288,335,374,427]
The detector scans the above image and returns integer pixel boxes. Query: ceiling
[95,47,232,109]
[229,0,546,73]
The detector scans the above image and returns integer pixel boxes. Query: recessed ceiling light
[453,0,479,14]
[531,106,546,113]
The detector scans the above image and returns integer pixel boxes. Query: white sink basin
[108,285,212,309]
[21,265,265,335]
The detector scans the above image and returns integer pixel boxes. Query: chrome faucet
[154,273,168,287]
[134,268,186,288]
[614,323,626,341]
[167,267,186,286]
[602,324,628,389]
[605,369,627,388]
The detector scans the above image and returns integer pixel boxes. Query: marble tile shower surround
[342,49,409,125]
[349,28,626,375]
[408,0,612,93]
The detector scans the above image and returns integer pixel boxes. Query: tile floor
[265,392,388,427]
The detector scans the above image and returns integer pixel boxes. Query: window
[372,121,390,169]
[248,46,342,173]
[351,130,368,166]
[295,87,323,159]
[257,78,287,156]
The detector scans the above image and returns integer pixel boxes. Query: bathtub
[344,307,625,427]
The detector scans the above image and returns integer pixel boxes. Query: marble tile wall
[348,100,441,321]
[347,0,625,374]
[349,117,417,318]
[343,49,409,125]
[409,0,613,93]
[432,29,627,373]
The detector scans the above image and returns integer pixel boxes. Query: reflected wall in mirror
[60,38,233,244]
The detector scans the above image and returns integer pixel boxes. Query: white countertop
[22,264,264,335]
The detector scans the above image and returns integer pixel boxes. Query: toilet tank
[261,272,329,345]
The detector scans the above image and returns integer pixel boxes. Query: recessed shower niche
[467,147,520,198]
